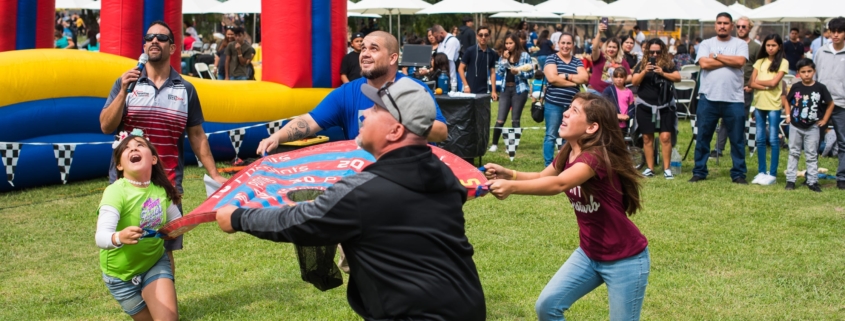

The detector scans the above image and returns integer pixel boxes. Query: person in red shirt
[484,92,649,321]
[183,31,195,51]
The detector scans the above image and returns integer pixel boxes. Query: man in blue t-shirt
[257,31,448,155]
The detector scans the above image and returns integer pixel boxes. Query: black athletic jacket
[231,145,486,320]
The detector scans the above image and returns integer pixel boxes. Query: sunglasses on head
[378,82,403,124]
[144,33,173,43]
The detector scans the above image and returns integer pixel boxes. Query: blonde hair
[736,16,753,28]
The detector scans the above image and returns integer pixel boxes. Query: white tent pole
[389,9,393,34]
[398,12,401,43]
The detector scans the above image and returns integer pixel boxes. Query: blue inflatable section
[0,97,345,192]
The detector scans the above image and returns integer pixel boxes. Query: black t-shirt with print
[786,82,832,129]
[341,51,362,81]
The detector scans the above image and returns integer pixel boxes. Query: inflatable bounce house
[0,0,347,191]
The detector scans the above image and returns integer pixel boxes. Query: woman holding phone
[542,33,589,166]
[632,38,681,179]
[588,21,631,94]
[489,34,535,152]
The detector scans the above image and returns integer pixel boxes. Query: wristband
[512,169,518,180]
[112,232,123,246]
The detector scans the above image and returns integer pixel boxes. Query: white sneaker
[642,168,654,177]
[762,174,777,185]
[663,170,674,180]
[488,145,498,152]
[751,173,765,185]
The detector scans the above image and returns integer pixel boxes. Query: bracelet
[512,169,518,180]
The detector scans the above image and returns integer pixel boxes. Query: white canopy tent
[601,0,705,20]
[208,0,260,13]
[489,11,561,19]
[415,0,524,14]
[748,0,842,22]
[348,0,431,36]
[535,0,613,20]
[183,0,228,14]
[56,0,97,9]
[694,0,745,22]
[82,0,100,10]
[347,1,382,18]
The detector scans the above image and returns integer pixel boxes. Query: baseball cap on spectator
[360,78,436,137]
[352,32,365,41]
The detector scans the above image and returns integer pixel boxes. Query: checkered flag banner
[690,116,698,140]
[52,144,76,184]
[197,133,211,168]
[555,138,565,151]
[745,118,756,155]
[266,120,285,136]
[502,128,522,162]
[228,128,246,157]
[1,143,22,187]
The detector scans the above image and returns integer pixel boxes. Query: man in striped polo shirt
[100,21,228,274]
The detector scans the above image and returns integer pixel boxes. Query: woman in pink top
[484,92,649,321]
[587,22,631,94]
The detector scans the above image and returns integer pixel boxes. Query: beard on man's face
[362,64,389,79]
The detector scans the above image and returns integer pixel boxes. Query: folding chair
[674,79,696,119]
[194,63,216,80]
[680,64,700,74]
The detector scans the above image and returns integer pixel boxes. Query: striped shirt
[544,53,584,107]
[104,67,204,191]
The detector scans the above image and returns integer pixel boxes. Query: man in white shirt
[433,24,461,91]
[631,25,645,58]
[551,24,563,51]
[811,28,832,59]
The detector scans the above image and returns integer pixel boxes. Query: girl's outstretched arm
[487,163,595,200]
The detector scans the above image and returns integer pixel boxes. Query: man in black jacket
[457,16,477,56]
[216,77,486,321]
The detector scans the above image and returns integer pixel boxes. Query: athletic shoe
[761,174,777,186]
[488,145,498,152]
[688,176,705,183]
[664,171,674,180]
[732,177,749,185]
[642,168,655,177]
[709,150,723,159]
[784,182,796,190]
[751,173,766,185]
[808,183,822,193]
[838,181,845,190]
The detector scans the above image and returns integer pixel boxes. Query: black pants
[492,86,529,145]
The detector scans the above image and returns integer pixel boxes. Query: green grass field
[2,103,844,320]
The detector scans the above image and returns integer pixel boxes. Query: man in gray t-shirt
[690,13,750,184]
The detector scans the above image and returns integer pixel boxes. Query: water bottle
[437,72,449,94]
[670,147,682,176]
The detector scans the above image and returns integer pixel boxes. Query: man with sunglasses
[256,31,448,155]
[100,21,227,273]
[458,26,498,95]
[690,12,750,184]
[217,77,486,320]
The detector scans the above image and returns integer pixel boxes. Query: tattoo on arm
[286,119,312,142]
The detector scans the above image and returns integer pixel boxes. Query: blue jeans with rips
[535,247,650,321]
[544,101,568,166]
[692,95,748,180]
[754,109,781,175]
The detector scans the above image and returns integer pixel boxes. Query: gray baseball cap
[360,78,436,137]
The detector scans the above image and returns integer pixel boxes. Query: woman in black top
[535,30,555,65]
[631,38,681,179]
[215,27,234,80]
[619,35,639,70]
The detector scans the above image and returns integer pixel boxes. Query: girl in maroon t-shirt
[484,92,649,321]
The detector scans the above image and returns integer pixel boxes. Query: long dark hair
[113,136,181,204]
[636,38,675,71]
[505,33,525,63]
[756,33,785,73]
[539,30,550,42]
[87,29,97,47]
[554,92,643,216]
[432,52,450,73]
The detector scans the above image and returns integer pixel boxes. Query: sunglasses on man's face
[736,25,749,29]
[144,33,173,43]
[478,33,489,38]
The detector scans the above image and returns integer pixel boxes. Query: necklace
[125,178,151,186]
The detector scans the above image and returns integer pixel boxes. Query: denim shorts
[102,254,173,315]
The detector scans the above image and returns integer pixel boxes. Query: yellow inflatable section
[0,49,331,123]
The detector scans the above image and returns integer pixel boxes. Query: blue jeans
[693,95,747,180]
[231,76,248,80]
[544,101,568,166]
[754,109,781,175]
[535,247,650,321]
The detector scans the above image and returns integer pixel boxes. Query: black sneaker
[732,177,749,185]
[838,181,845,190]
[688,176,705,183]
[808,183,822,193]
[785,182,796,190]
[708,150,722,159]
